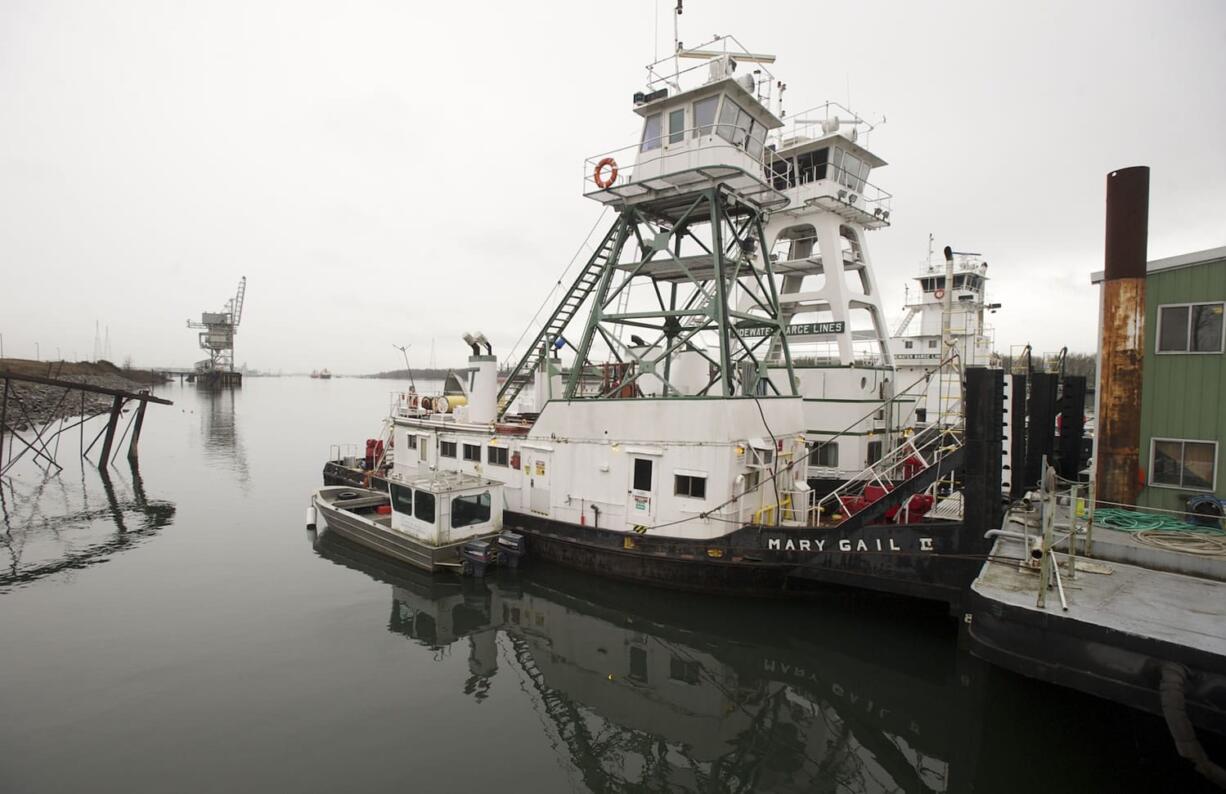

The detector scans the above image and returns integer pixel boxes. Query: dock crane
[187,276,247,375]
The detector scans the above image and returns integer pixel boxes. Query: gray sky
[3,0,1224,373]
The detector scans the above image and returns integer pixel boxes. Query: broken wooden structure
[0,370,173,476]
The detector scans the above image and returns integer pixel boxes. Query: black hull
[966,588,1226,735]
[505,510,989,611]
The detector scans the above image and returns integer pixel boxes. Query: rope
[1094,507,1226,557]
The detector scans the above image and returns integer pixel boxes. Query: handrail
[582,124,892,212]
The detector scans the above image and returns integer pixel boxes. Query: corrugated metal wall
[1138,256,1226,511]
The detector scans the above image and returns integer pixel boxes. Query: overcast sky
[3,0,1224,373]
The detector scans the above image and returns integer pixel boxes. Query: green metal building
[1094,246,1226,512]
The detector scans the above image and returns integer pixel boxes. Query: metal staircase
[497,222,628,416]
[812,422,964,527]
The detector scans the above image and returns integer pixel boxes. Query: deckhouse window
[674,474,707,499]
[488,445,509,467]
[406,434,417,450]
[440,441,457,458]
[462,443,481,462]
[1151,439,1217,491]
[668,108,685,143]
[641,113,663,152]
[390,483,413,514]
[810,443,839,468]
[693,96,718,136]
[633,458,653,492]
[452,492,492,528]
[1157,302,1225,353]
[414,490,436,523]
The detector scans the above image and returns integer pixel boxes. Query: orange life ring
[934,288,945,299]
[594,158,619,189]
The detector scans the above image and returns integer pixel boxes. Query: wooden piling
[127,400,147,462]
[97,396,125,466]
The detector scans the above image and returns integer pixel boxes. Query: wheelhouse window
[810,443,839,468]
[414,490,436,523]
[451,491,491,528]
[795,148,829,184]
[668,108,685,143]
[488,445,509,466]
[715,98,757,151]
[692,96,718,136]
[674,474,707,499]
[440,441,457,458]
[1151,439,1217,491]
[462,443,481,462]
[1157,302,1225,353]
[389,483,413,514]
[641,113,662,152]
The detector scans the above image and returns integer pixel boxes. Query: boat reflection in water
[0,461,175,588]
[312,529,961,793]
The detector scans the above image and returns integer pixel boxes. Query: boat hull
[323,465,990,607]
[505,509,988,610]
[313,490,484,572]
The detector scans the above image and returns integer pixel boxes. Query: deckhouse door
[528,451,551,515]
[626,457,656,527]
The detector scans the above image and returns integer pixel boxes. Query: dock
[966,486,1226,783]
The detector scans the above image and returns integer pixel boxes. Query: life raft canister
[934,288,945,299]
[594,158,619,189]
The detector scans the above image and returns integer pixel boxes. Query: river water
[0,378,1219,793]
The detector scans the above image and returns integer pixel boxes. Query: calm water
[0,378,1219,793]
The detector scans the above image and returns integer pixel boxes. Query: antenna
[673,0,682,85]
[393,343,416,389]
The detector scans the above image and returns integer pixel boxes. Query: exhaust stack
[1095,166,1149,505]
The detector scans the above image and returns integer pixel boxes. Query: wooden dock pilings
[0,370,173,476]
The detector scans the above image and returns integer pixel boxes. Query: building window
[440,441,456,458]
[462,443,481,462]
[451,492,491,528]
[674,474,707,499]
[1157,302,1225,353]
[810,443,839,468]
[414,490,436,524]
[633,458,653,492]
[668,108,685,143]
[640,113,662,152]
[488,445,509,466]
[1151,439,1217,491]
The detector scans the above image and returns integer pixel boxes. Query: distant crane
[187,276,247,374]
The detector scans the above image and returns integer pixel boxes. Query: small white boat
[310,473,521,574]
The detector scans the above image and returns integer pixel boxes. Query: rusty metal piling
[1095,166,1149,505]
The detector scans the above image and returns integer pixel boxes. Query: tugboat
[322,35,1004,608]
[890,239,1000,426]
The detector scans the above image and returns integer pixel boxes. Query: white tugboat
[889,240,999,425]
[318,34,1003,607]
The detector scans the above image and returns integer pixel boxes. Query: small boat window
[414,490,436,524]
[692,96,718,137]
[668,108,685,144]
[462,443,481,462]
[452,492,491,528]
[641,113,663,152]
[488,445,509,467]
[440,441,457,458]
[405,434,417,450]
[390,483,413,514]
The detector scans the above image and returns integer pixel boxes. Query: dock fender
[1159,662,1226,788]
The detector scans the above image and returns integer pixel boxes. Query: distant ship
[311,369,332,379]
